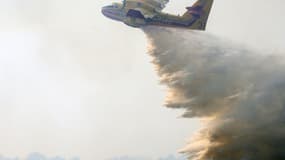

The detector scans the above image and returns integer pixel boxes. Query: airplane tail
[183,0,214,30]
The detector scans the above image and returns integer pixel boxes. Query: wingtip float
[102,0,214,30]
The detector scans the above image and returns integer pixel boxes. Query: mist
[0,1,195,159]
[143,26,285,160]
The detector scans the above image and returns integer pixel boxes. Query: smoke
[143,26,285,160]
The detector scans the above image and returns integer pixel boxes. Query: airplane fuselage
[101,3,198,29]
[102,0,213,30]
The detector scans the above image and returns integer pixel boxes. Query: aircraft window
[105,5,113,8]
[112,3,119,8]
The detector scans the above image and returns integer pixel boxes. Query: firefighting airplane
[102,0,213,30]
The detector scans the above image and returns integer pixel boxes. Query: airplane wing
[126,0,169,12]
[152,0,169,10]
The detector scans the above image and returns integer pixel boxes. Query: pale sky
[0,0,285,160]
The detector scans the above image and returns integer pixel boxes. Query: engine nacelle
[124,9,146,27]
[124,16,146,28]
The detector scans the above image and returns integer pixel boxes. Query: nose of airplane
[101,6,125,22]
[101,6,116,19]
[101,6,109,17]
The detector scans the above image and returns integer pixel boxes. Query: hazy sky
[0,0,285,160]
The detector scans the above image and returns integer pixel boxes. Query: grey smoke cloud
[143,26,285,160]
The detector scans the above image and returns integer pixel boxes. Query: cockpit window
[112,3,121,8]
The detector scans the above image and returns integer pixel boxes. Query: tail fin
[183,0,214,30]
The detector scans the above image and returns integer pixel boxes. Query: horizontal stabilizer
[183,0,214,30]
